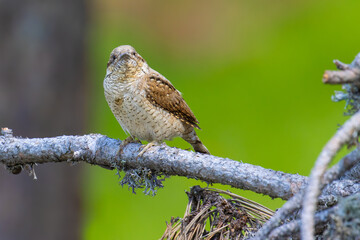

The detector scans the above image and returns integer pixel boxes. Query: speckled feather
[145,74,200,129]
[103,45,209,154]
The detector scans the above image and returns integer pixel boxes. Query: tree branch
[268,203,333,239]
[251,148,360,240]
[252,53,360,239]
[322,54,360,84]
[301,111,360,239]
[0,128,306,200]
[323,69,360,84]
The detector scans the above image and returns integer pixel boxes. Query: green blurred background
[84,0,360,239]
[2,0,359,239]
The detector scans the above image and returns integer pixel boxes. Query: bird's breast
[103,76,187,142]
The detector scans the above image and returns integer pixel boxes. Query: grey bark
[301,111,360,240]
[0,132,306,200]
[2,130,360,239]
[1,130,359,201]
[252,53,360,240]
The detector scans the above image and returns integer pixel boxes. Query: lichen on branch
[0,128,306,199]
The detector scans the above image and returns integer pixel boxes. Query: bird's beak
[118,52,130,60]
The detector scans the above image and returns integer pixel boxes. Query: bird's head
[105,45,149,82]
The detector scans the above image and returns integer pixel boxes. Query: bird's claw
[117,136,141,157]
[136,142,158,160]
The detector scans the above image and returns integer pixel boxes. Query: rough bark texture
[0,132,306,200]
[1,130,359,201]
[301,111,360,239]
[1,131,360,239]
[250,53,360,240]
[0,1,87,239]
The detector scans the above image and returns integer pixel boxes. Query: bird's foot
[137,141,159,159]
[117,136,141,157]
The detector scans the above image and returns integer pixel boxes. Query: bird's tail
[183,129,210,154]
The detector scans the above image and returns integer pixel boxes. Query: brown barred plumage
[103,45,209,154]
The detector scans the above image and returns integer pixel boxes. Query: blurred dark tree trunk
[0,0,87,239]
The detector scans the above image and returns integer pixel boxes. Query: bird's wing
[144,71,200,129]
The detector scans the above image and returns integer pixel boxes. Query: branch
[270,192,360,239]
[301,61,360,240]
[251,147,360,240]
[323,54,360,84]
[302,87,360,238]
[250,52,360,239]
[323,69,360,84]
[0,128,306,200]
[318,149,360,206]
[268,203,333,239]
[324,53,360,115]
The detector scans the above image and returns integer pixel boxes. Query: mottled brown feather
[145,73,200,129]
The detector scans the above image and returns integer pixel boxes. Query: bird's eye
[132,52,136,56]
[107,54,116,67]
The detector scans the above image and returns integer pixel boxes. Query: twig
[334,59,349,70]
[268,204,334,239]
[251,53,360,239]
[270,192,360,239]
[301,111,360,240]
[322,53,360,84]
[319,149,360,206]
[0,130,307,200]
[251,147,360,239]
[250,188,304,240]
[323,70,360,84]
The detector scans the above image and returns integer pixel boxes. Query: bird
[103,45,209,156]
